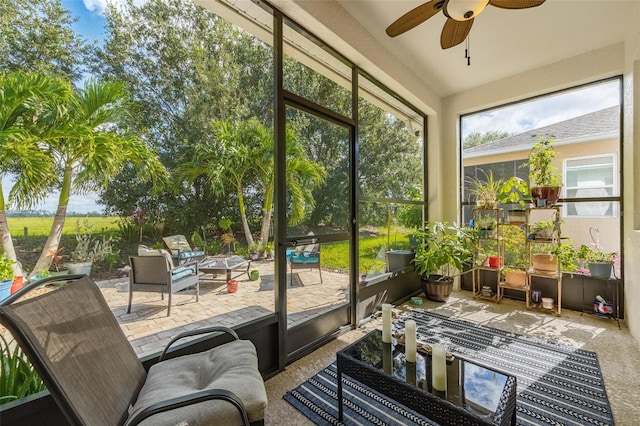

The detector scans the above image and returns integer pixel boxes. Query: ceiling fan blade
[386,0,445,37]
[489,0,546,9]
[440,18,473,49]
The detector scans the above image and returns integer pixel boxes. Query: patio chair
[129,248,200,316]
[0,275,267,426]
[162,235,205,266]
[288,241,322,286]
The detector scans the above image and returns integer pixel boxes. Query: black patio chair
[0,275,267,426]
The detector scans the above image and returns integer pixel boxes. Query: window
[563,154,617,217]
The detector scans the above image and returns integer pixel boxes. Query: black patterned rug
[284,310,614,425]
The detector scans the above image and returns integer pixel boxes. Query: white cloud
[462,80,620,139]
[82,0,146,15]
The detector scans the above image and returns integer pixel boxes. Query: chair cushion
[173,250,205,259]
[138,246,174,270]
[163,235,192,251]
[170,266,197,282]
[290,254,319,264]
[127,340,267,426]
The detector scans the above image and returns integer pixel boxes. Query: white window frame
[562,153,618,218]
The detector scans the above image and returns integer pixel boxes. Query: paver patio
[97,259,349,358]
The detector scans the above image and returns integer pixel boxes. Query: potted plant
[575,244,617,279]
[501,225,528,287]
[466,170,504,209]
[526,136,562,207]
[412,222,477,302]
[529,220,561,240]
[0,254,16,302]
[67,233,113,276]
[498,176,530,223]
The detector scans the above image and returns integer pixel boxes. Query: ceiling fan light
[444,0,490,21]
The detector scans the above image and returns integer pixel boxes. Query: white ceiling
[336,0,639,98]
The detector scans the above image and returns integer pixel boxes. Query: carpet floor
[284,309,613,426]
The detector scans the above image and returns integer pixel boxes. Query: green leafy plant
[550,240,579,273]
[69,220,113,263]
[0,254,16,281]
[530,220,562,239]
[0,335,46,404]
[412,222,478,280]
[498,176,530,208]
[466,170,504,208]
[576,244,616,265]
[527,136,562,188]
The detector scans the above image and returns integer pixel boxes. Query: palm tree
[29,78,167,276]
[0,72,71,276]
[177,119,324,251]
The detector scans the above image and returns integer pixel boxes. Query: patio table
[336,330,517,425]
[198,255,251,282]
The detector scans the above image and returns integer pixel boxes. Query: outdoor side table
[336,330,517,426]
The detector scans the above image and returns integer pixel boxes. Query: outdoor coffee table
[198,255,251,282]
[336,330,517,425]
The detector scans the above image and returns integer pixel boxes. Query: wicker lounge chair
[0,275,267,426]
[129,248,200,316]
[162,235,205,266]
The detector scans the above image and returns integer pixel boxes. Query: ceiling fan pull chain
[465,36,471,66]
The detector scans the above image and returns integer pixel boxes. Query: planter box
[385,250,415,272]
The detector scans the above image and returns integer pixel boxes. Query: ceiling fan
[386,0,546,49]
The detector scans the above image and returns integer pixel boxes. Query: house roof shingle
[464,106,620,156]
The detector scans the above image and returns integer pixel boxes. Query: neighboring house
[462,106,620,252]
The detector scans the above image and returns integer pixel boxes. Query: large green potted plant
[0,254,16,302]
[412,222,477,302]
[526,136,562,207]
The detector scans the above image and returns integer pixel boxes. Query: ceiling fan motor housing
[444,0,490,21]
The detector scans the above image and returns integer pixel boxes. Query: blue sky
[62,0,108,45]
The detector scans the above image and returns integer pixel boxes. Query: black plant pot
[421,274,454,302]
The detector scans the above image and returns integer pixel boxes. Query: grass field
[7,217,121,237]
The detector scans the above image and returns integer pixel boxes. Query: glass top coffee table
[198,255,251,282]
[336,330,517,425]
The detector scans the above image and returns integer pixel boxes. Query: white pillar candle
[405,320,417,363]
[432,343,447,392]
[382,303,392,343]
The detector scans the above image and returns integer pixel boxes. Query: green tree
[0,0,91,81]
[463,130,512,149]
[176,119,324,249]
[28,78,168,276]
[0,72,71,276]
[94,0,273,234]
